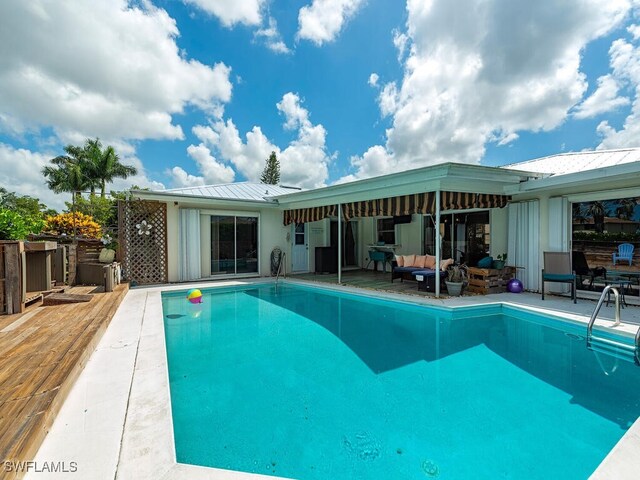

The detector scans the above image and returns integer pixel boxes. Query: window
[376,218,395,244]
[211,215,259,275]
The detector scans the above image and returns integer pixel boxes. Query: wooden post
[2,241,25,314]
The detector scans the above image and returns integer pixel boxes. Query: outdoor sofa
[391,254,454,291]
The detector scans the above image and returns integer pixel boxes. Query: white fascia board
[565,187,640,203]
[505,162,640,195]
[131,190,280,208]
[275,163,532,208]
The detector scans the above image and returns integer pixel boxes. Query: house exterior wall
[161,200,286,282]
[490,207,508,259]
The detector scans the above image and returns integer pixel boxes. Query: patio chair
[612,243,634,265]
[366,249,388,272]
[572,251,606,290]
[541,251,576,304]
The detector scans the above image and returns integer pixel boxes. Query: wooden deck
[0,283,129,479]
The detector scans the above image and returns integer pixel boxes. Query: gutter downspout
[435,190,441,298]
[338,203,342,284]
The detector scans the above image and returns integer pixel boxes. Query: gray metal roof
[159,182,301,202]
[502,148,640,176]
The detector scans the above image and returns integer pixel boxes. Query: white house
[132,148,640,296]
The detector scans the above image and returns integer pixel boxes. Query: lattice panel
[118,200,168,285]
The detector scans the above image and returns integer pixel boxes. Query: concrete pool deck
[25,278,640,480]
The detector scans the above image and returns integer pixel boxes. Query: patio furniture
[612,243,634,265]
[366,249,392,272]
[572,250,606,290]
[391,254,451,282]
[411,269,448,292]
[541,251,576,304]
[603,279,631,307]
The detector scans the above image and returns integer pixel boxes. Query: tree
[42,144,93,202]
[615,198,637,220]
[84,138,138,197]
[587,201,606,233]
[260,151,280,185]
[0,187,53,217]
[0,188,50,238]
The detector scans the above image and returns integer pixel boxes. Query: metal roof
[159,182,301,202]
[502,148,640,176]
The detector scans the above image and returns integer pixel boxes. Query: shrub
[0,208,30,240]
[65,195,117,229]
[573,231,639,242]
[45,212,102,238]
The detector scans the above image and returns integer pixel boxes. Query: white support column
[435,190,441,298]
[338,203,342,284]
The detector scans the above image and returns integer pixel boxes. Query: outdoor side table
[603,279,631,307]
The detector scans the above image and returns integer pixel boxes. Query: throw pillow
[99,248,116,263]
[414,255,427,268]
[402,254,416,267]
[440,258,454,271]
[396,255,404,267]
[424,255,436,269]
[477,256,493,268]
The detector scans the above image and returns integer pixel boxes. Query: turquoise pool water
[162,283,640,479]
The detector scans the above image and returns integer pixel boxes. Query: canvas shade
[282,191,510,224]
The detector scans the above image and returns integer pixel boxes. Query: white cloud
[179,93,331,188]
[297,0,365,45]
[0,0,232,143]
[168,166,206,188]
[255,17,291,54]
[182,0,265,26]
[0,1,228,207]
[392,29,410,62]
[341,0,632,181]
[277,92,311,130]
[573,74,630,118]
[187,143,235,184]
[594,26,640,148]
[368,73,379,87]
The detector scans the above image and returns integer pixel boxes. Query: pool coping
[29,278,640,480]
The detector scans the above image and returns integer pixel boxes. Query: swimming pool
[162,283,640,479]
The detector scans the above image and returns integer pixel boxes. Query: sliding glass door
[211,215,259,275]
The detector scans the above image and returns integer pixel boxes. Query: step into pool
[162,283,640,479]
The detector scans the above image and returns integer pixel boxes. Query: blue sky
[1,0,640,209]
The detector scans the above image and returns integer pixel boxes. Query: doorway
[292,223,309,272]
[331,220,358,268]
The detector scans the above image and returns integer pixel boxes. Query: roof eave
[130,189,281,207]
[506,161,640,194]
[273,163,537,206]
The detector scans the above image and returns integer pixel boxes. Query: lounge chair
[541,251,576,303]
[612,243,634,265]
[572,251,606,290]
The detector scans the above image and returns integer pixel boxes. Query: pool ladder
[275,252,286,284]
[586,285,640,366]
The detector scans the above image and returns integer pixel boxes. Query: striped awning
[342,193,436,221]
[282,191,510,224]
[440,192,510,211]
[283,204,337,225]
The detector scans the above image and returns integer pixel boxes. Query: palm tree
[586,201,606,233]
[615,198,636,220]
[42,145,92,202]
[84,138,138,197]
[572,203,587,224]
